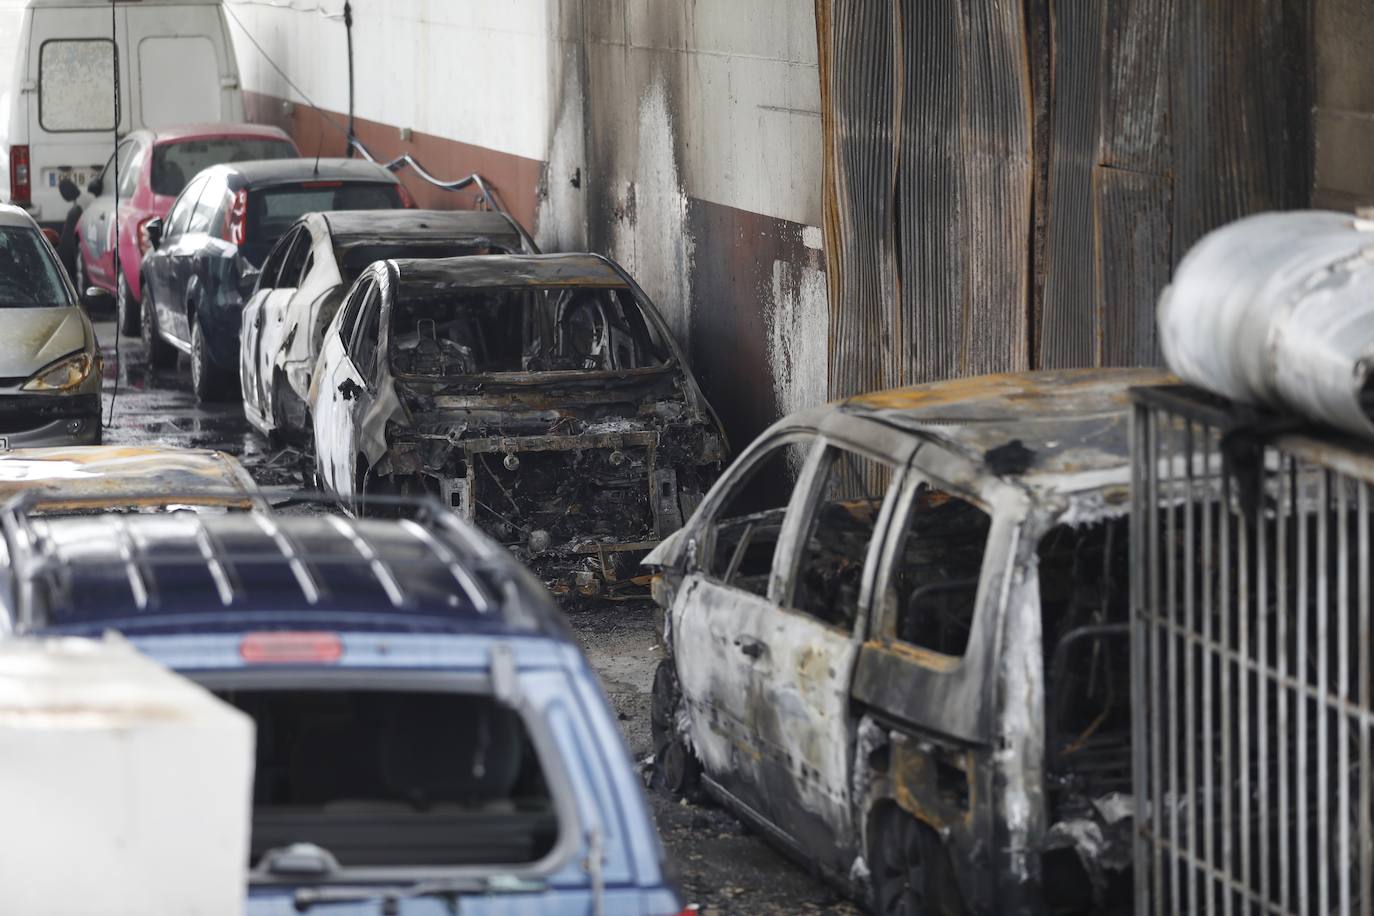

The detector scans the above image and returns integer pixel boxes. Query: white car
[0,204,101,447]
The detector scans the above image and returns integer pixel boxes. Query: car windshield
[0,226,74,308]
[336,241,511,286]
[390,284,668,376]
[216,688,560,871]
[150,138,297,197]
[251,184,403,243]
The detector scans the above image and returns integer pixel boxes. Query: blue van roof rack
[0,491,547,636]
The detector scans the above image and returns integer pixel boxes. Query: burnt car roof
[8,508,567,640]
[204,158,399,189]
[321,209,522,245]
[391,253,629,290]
[838,368,1175,490]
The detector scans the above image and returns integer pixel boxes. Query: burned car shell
[310,252,726,592]
[240,209,529,442]
[645,368,1171,915]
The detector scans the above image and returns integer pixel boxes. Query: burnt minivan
[646,369,1169,915]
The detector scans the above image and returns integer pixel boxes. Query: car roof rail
[0,490,529,633]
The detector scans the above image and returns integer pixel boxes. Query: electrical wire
[103,0,120,429]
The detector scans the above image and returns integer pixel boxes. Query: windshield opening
[337,242,510,286]
[251,184,403,243]
[220,688,558,870]
[0,227,75,309]
[150,138,297,197]
[390,284,668,376]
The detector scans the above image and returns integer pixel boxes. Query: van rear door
[125,4,244,129]
[22,5,132,225]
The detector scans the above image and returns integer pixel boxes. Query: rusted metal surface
[0,446,258,509]
[1131,383,1374,915]
[817,0,1316,382]
[649,368,1172,913]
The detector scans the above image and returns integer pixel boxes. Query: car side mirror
[86,177,103,197]
[145,218,163,250]
[84,287,114,310]
[59,178,81,203]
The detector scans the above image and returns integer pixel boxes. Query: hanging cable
[103,0,121,430]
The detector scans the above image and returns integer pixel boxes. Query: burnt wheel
[871,809,930,916]
[650,659,702,800]
[140,284,177,369]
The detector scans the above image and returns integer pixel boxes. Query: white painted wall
[225,0,822,225]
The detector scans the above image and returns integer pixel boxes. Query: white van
[4,0,244,228]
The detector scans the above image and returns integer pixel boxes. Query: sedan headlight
[22,352,95,392]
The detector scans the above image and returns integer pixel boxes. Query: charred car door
[669,431,820,831]
[245,226,310,428]
[314,276,380,504]
[745,440,903,874]
[850,448,1026,914]
[240,229,292,420]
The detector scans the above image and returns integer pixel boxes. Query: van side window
[787,448,893,629]
[708,437,814,598]
[884,483,991,657]
[39,40,117,132]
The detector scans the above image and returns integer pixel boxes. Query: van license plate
[44,168,96,192]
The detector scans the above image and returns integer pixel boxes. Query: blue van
[3,496,684,915]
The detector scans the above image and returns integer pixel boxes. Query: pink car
[74,124,299,336]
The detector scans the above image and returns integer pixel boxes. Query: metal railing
[1131,384,1374,915]
[347,137,540,254]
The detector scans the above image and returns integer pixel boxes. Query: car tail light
[227,188,249,246]
[137,215,156,256]
[240,631,342,664]
[40,228,60,247]
[396,182,417,209]
[9,145,30,205]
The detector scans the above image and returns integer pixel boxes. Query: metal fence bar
[1185,419,1200,915]
[1149,408,1166,916]
[1201,420,1217,915]
[1360,481,1372,916]
[1237,477,1252,912]
[1276,455,1291,914]
[1255,446,1270,910]
[1220,434,1234,916]
[1296,462,1310,916]
[1338,472,1352,915]
[1166,412,1183,909]
[1316,469,1330,916]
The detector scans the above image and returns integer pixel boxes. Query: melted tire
[650,659,703,801]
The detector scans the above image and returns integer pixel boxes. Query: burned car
[646,368,1170,915]
[310,253,726,594]
[241,209,531,443]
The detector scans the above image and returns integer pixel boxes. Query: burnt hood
[0,308,90,377]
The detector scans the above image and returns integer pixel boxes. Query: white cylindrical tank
[1159,210,1374,438]
[0,635,254,916]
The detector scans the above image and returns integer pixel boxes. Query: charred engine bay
[381,371,724,594]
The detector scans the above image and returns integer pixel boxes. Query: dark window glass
[277,231,313,288]
[218,689,558,868]
[149,138,296,197]
[187,173,226,235]
[248,184,402,244]
[351,291,382,379]
[389,284,666,376]
[886,483,991,658]
[0,227,75,308]
[790,448,892,629]
[39,40,116,132]
[165,176,207,238]
[708,439,812,598]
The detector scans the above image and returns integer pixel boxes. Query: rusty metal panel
[1095,167,1169,367]
[818,0,1030,400]
[1039,1,1105,369]
[1170,1,1313,257]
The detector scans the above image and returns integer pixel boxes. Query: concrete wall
[227,0,828,450]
